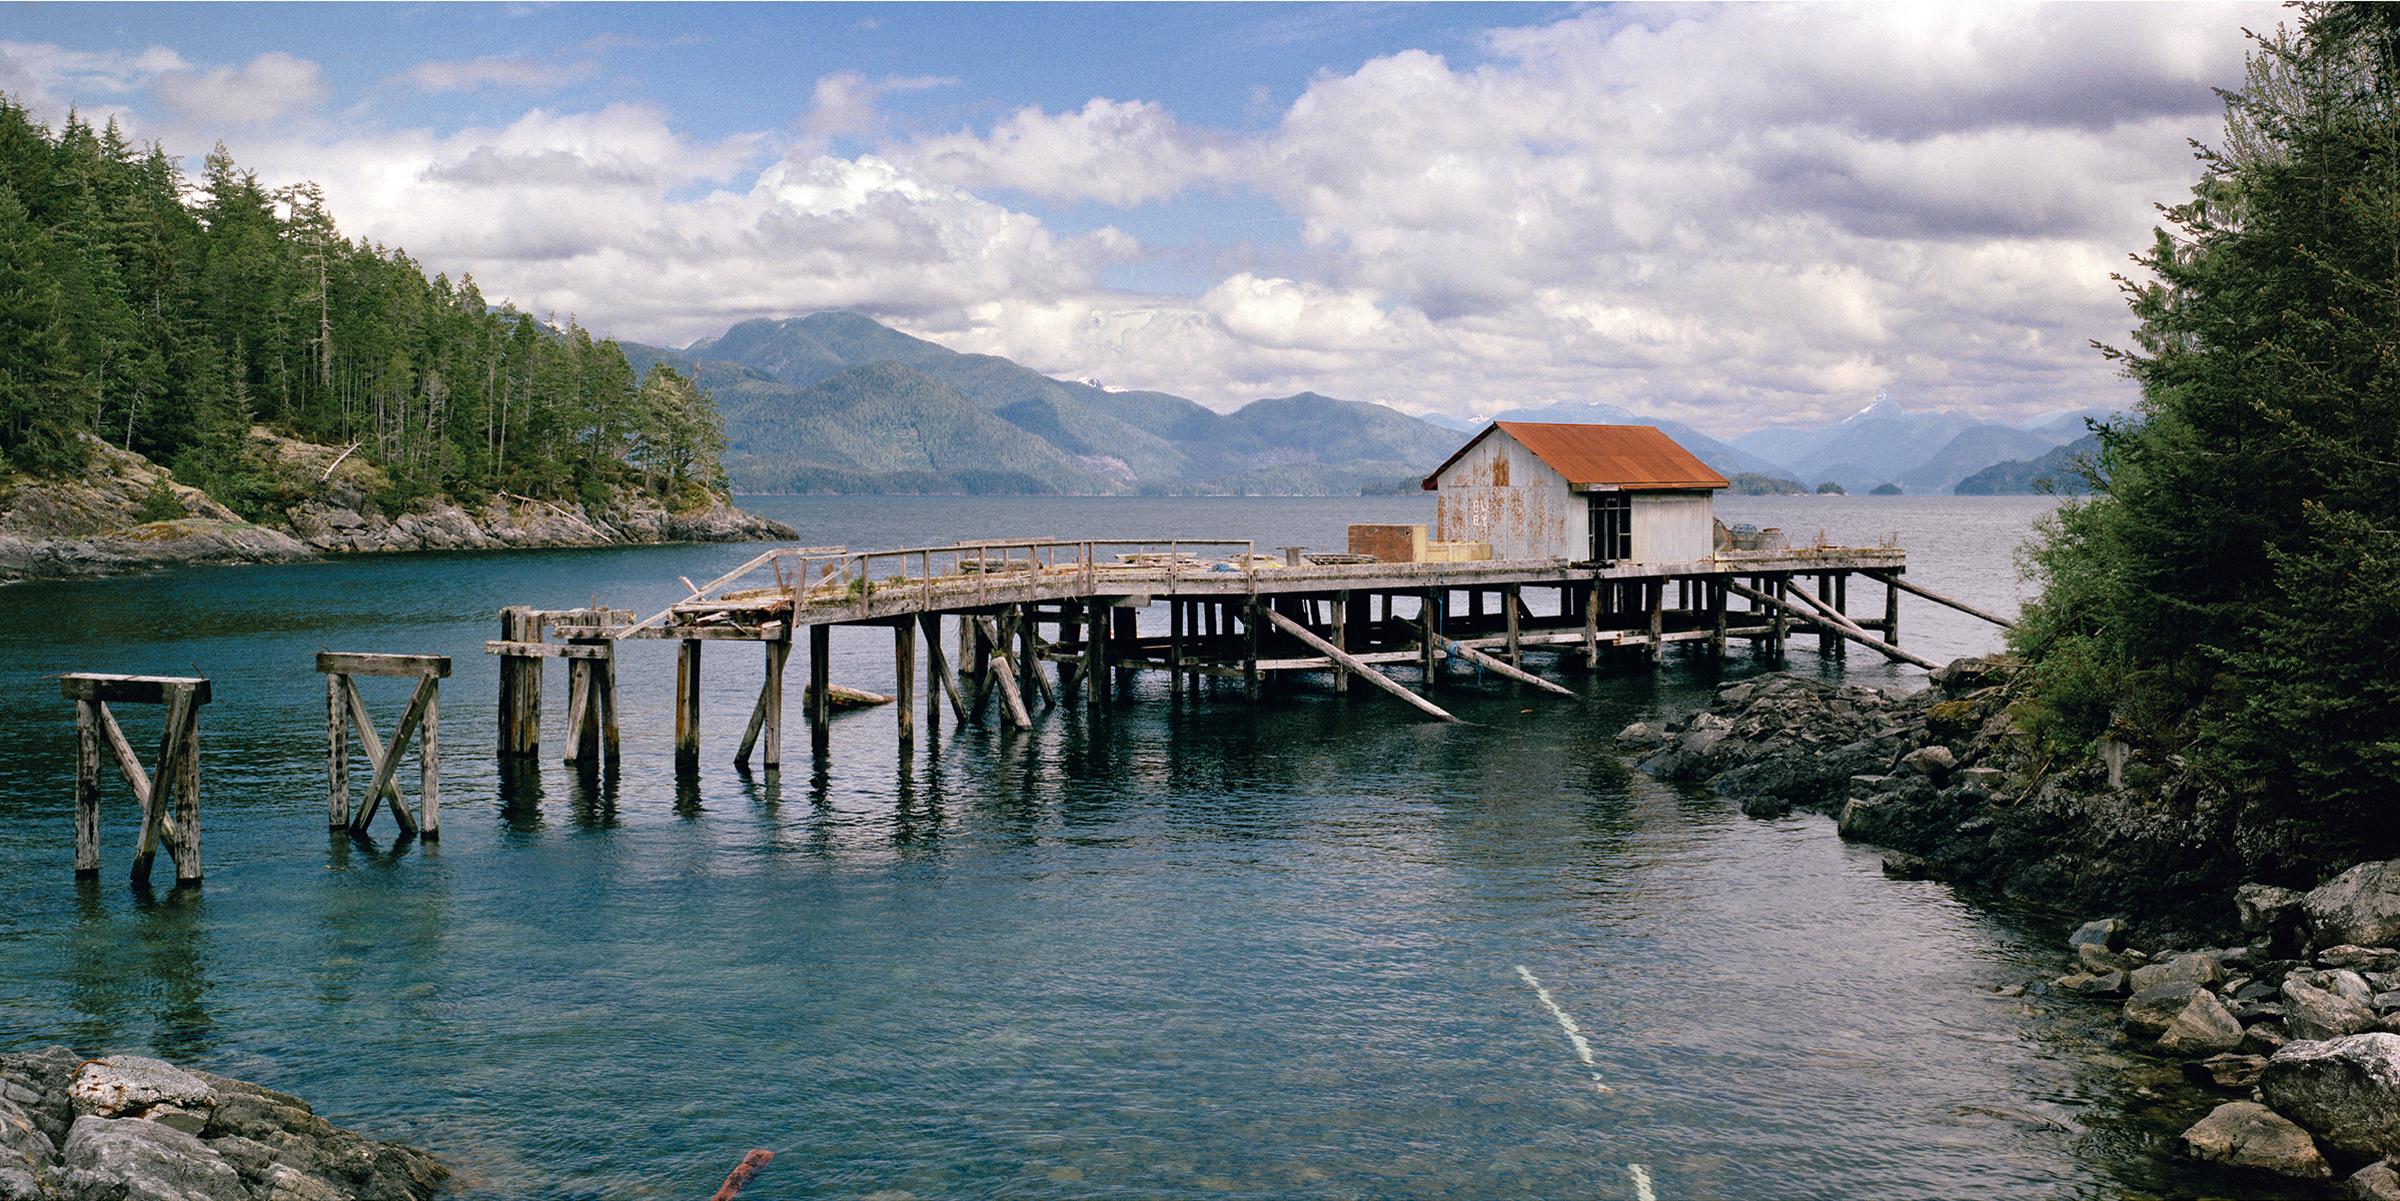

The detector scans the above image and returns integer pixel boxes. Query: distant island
[1953,433,2101,495]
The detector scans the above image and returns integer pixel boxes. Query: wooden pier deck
[484,537,1993,771]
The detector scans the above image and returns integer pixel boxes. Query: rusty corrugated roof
[1420,422,1730,491]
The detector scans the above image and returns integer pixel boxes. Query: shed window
[1589,494,1631,562]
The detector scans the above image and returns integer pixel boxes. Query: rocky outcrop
[1625,654,2267,936]
[0,1047,442,1201]
[0,430,793,584]
[2181,1100,2331,1178]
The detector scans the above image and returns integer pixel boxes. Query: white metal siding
[1630,491,1715,563]
[1430,433,1578,560]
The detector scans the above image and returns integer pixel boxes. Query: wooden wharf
[485,537,2009,769]
[49,535,2021,882]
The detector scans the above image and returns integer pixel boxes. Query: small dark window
[1588,494,1631,562]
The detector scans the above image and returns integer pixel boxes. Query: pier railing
[683,539,1263,622]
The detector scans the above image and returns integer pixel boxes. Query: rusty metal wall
[1430,432,1576,560]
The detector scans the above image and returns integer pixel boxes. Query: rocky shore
[1623,661,2400,1192]
[1620,656,2249,937]
[0,1047,443,1201]
[0,431,794,584]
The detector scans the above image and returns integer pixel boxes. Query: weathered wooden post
[497,607,544,756]
[317,653,447,840]
[921,613,963,727]
[675,637,703,771]
[64,673,210,884]
[1503,585,1522,666]
[893,620,917,746]
[1087,602,1111,706]
[1831,572,1850,659]
[1647,580,1666,663]
[1885,573,1902,646]
[1167,600,1185,693]
[1710,580,1728,657]
[1582,581,1601,668]
[808,623,832,746]
[1111,606,1137,691]
[561,638,617,767]
[735,630,789,773]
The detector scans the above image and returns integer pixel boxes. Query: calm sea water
[0,494,2285,1200]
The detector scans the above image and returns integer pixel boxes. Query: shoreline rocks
[0,430,794,586]
[1,1047,443,1201]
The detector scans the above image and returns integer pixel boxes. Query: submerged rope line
[1515,964,1661,1200]
[1514,963,1611,1094]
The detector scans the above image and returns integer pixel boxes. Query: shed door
[1589,494,1631,562]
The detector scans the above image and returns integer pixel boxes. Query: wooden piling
[675,638,703,771]
[921,613,964,725]
[1710,581,1728,656]
[809,624,832,744]
[497,607,542,756]
[1504,584,1522,665]
[74,701,101,876]
[894,620,917,745]
[1647,580,1665,663]
[325,674,348,829]
[1420,589,1439,683]
[736,634,790,771]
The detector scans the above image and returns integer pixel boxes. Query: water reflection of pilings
[66,878,213,1059]
[498,757,548,832]
[891,752,948,854]
[563,760,620,830]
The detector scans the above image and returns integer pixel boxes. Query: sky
[0,2,2284,430]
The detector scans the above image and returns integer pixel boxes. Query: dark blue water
[0,495,2265,1199]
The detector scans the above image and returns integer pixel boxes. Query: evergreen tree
[2013,3,2400,874]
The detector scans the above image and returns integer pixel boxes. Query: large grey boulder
[2308,861,2400,949]
[55,1115,246,1201]
[69,1058,217,1135]
[2126,982,2208,1039]
[2158,991,2247,1056]
[2350,1160,2400,1201]
[2181,1100,2331,1178]
[2070,917,2128,952]
[2289,978,2382,1042]
[2260,1033,2400,1158]
[2131,951,2224,994]
[1899,744,1956,780]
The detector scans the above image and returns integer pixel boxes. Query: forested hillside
[0,99,726,517]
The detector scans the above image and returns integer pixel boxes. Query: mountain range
[625,311,2120,496]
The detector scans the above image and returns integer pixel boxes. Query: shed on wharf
[1421,422,1728,563]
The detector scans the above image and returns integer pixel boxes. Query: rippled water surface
[0,495,2282,1198]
